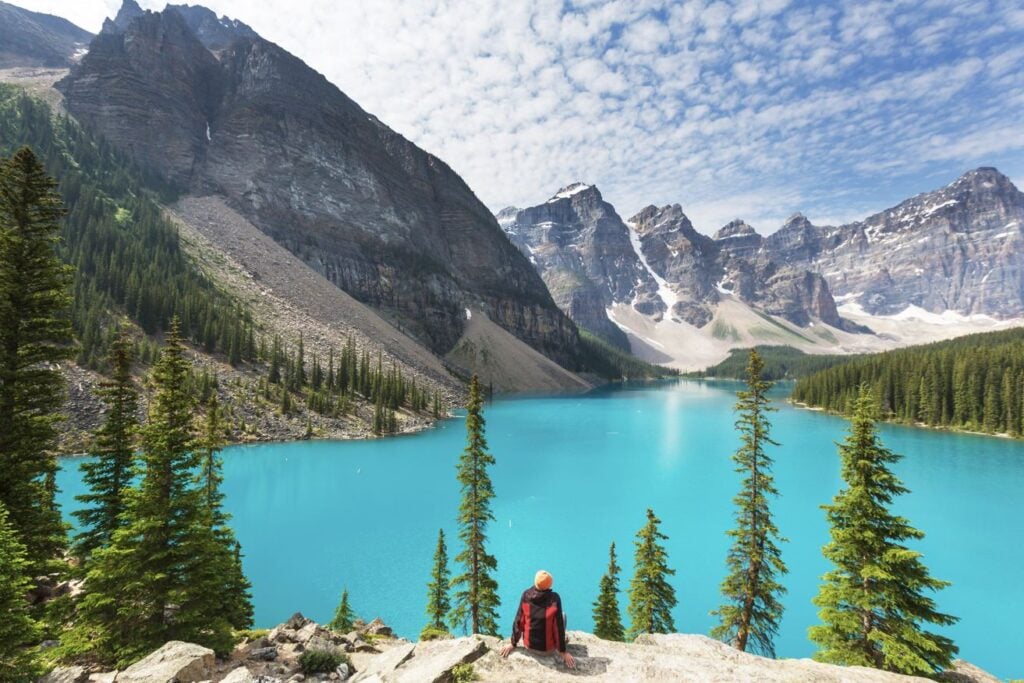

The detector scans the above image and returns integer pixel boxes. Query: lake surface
[57,380,1024,678]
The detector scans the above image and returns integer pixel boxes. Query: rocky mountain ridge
[501,185,857,352]
[504,168,1024,369]
[770,167,1024,318]
[56,1,583,369]
[0,1,92,68]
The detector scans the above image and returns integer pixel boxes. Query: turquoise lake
[56,380,1023,678]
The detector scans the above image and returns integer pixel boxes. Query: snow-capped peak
[548,182,593,202]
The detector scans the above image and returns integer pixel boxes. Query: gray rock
[363,619,392,637]
[87,674,118,683]
[351,637,486,683]
[335,663,350,681]
[38,666,88,683]
[219,668,256,683]
[249,645,278,661]
[114,641,215,683]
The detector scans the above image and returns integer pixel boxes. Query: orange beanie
[534,570,553,591]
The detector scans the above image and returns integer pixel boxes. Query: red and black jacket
[510,587,567,653]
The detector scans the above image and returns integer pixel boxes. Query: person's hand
[560,651,576,669]
[500,643,515,658]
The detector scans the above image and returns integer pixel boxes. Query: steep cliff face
[57,2,581,366]
[629,204,720,326]
[503,188,855,352]
[768,168,1024,318]
[0,1,92,68]
[499,183,657,348]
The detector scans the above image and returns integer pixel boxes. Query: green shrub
[419,625,451,641]
[234,628,270,643]
[451,663,476,682]
[298,648,349,674]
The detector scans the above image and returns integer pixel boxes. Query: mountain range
[1,0,1023,380]
[500,168,1024,368]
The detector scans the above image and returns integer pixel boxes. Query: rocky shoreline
[39,613,1001,683]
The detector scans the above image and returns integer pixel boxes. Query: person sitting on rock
[500,570,576,669]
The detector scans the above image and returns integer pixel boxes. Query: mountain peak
[782,212,813,230]
[547,182,595,203]
[168,4,258,50]
[713,219,759,241]
[106,0,144,33]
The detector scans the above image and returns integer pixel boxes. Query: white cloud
[10,0,1024,236]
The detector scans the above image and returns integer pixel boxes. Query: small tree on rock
[329,588,357,633]
[627,508,677,639]
[592,542,625,641]
[424,528,451,634]
[809,387,958,675]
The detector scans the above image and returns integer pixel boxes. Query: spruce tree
[448,375,500,636]
[75,329,138,561]
[809,387,958,675]
[424,529,451,633]
[592,542,625,641]
[329,588,356,633]
[0,147,73,572]
[711,350,788,656]
[0,501,41,680]
[72,321,235,666]
[196,394,253,631]
[627,508,677,638]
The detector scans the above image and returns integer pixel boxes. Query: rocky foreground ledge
[40,613,1001,683]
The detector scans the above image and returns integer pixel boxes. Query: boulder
[351,637,487,683]
[285,613,311,630]
[363,619,392,637]
[335,663,351,681]
[114,641,214,682]
[249,645,278,661]
[939,660,1003,683]
[39,666,88,683]
[88,674,118,683]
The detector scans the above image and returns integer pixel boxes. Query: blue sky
[20,0,1024,234]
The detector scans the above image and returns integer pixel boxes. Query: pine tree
[329,588,357,633]
[592,542,625,641]
[196,394,253,630]
[809,387,958,675]
[0,501,41,681]
[627,508,676,639]
[711,350,788,656]
[424,529,451,632]
[448,375,500,636]
[75,329,138,561]
[72,320,236,666]
[0,147,73,572]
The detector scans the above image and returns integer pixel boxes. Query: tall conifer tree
[0,501,40,680]
[72,321,236,666]
[448,375,500,636]
[592,542,625,641]
[196,394,253,630]
[810,387,958,675]
[424,529,451,633]
[0,147,73,572]
[711,350,788,656]
[627,508,677,638]
[75,329,138,561]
